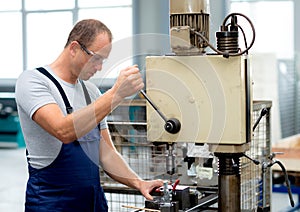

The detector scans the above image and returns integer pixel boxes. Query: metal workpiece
[162,181,172,203]
[146,181,192,211]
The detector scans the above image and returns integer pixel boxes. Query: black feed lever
[140,90,181,134]
[266,153,295,208]
[253,108,269,131]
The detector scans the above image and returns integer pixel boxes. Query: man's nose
[95,64,102,70]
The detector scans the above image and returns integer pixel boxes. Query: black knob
[164,118,181,134]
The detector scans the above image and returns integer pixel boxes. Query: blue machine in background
[0,80,25,148]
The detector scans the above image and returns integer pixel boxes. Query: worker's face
[79,33,112,80]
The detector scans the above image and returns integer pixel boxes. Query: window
[230,1,294,59]
[0,12,23,78]
[0,0,132,79]
[230,0,298,139]
[26,12,73,69]
[78,5,133,79]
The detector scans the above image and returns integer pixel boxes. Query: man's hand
[138,179,164,200]
[112,65,144,100]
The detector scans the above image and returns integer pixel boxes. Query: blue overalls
[25,68,108,212]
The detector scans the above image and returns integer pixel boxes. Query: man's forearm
[72,66,143,140]
[104,154,142,190]
[99,139,142,190]
[72,88,122,140]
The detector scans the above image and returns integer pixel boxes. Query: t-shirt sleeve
[15,70,57,119]
[100,116,108,130]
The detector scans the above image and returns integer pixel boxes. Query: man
[15,19,163,212]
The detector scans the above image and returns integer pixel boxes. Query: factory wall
[0,0,300,144]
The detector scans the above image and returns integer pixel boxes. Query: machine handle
[253,108,269,131]
[172,179,180,191]
[140,90,181,134]
[271,160,295,208]
[243,153,260,165]
[140,90,167,122]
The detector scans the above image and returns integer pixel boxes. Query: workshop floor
[0,148,298,212]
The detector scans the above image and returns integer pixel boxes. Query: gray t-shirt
[15,66,107,169]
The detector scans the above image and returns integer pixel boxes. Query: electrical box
[145,55,252,146]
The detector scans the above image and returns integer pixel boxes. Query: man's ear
[69,41,80,57]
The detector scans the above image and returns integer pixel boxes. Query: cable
[191,13,256,57]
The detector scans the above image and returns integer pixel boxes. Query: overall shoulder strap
[36,67,73,114]
[79,80,101,131]
[79,80,92,105]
